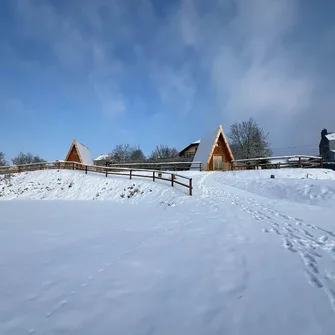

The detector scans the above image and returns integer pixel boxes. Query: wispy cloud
[2,0,335,156]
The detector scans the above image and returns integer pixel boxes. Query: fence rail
[100,161,202,171]
[231,155,323,171]
[0,161,193,196]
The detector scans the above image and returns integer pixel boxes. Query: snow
[94,154,109,161]
[325,133,335,141]
[1,168,335,334]
[214,168,335,206]
[192,127,219,169]
[0,170,186,203]
[75,141,93,165]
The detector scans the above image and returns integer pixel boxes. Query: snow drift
[1,168,335,334]
[214,168,335,206]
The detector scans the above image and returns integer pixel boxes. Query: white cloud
[12,0,129,117]
[5,0,334,152]
[151,65,196,118]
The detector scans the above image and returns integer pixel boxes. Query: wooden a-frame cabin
[179,125,234,171]
[64,139,93,165]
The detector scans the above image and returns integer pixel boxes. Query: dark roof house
[319,129,335,161]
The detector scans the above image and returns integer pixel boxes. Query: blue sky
[1,0,335,161]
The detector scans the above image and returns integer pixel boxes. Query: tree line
[100,144,180,164]
[1,118,272,166]
[0,144,180,167]
[0,152,46,166]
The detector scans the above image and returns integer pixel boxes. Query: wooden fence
[0,161,194,196]
[100,161,202,171]
[231,155,323,171]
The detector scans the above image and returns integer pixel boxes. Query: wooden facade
[179,143,199,158]
[207,132,234,170]
[66,145,81,163]
[180,125,234,171]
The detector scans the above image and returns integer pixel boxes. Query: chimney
[321,129,328,139]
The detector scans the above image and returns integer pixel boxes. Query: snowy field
[1,169,335,334]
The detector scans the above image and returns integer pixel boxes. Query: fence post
[105,168,108,177]
[199,163,202,171]
[85,165,88,174]
[189,178,193,196]
[171,174,174,187]
[73,162,75,170]
[153,171,155,182]
[298,156,302,168]
[130,169,132,180]
[58,161,60,170]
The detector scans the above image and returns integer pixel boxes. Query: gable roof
[326,133,335,141]
[65,140,93,165]
[179,140,201,156]
[192,125,234,169]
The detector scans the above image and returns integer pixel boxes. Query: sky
[1,0,335,161]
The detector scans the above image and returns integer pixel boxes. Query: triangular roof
[65,140,93,165]
[192,125,234,170]
[179,140,201,156]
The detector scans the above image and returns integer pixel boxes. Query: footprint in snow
[283,238,297,252]
[303,230,314,238]
[319,235,328,242]
[305,270,323,288]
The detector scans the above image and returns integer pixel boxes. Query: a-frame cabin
[180,125,234,171]
[64,140,93,165]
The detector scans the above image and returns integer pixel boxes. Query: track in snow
[198,172,335,311]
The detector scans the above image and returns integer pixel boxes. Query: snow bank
[215,168,335,206]
[0,170,187,205]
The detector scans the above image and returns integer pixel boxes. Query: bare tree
[12,152,46,165]
[111,144,134,162]
[228,118,272,159]
[130,147,146,162]
[150,145,179,160]
[0,152,7,166]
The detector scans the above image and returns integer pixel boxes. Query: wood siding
[208,133,234,170]
[179,144,198,158]
[66,146,81,163]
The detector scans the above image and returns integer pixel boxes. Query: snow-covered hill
[0,170,190,205]
[1,168,335,335]
[2,168,335,206]
[214,168,335,206]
